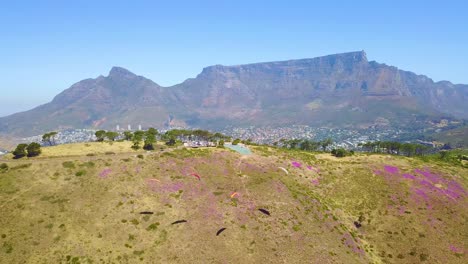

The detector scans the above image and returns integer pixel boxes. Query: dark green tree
[331,148,347,157]
[143,131,156,150]
[12,143,28,159]
[26,142,41,157]
[42,131,58,146]
[232,138,241,145]
[218,139,225,148]
[105,131,119,141]
[321,138,333,152]
[123,131,133,141]
[166,138,176,146]
[147,127,158,136]
[95,130,106,142]
[131,131,144,149]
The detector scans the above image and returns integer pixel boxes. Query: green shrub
[165,139,176,146]
[62,161,75,169]
[131,144,140,150]
[75,170,86,176]
[12,144,28,159]
[137,154,144,159]
[0,163,8,172]
[146,222,160,231]
[26,142,41,157]
[331,148,353,158]
[80,161,95,168]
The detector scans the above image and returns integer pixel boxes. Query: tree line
[358,141,432,156]
[274,138,434,158]
[94,128,232,149]
[275,138,333,152]
[95,128,158,150]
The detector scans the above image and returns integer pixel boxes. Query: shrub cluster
[12,142,41,159]
[0,163,8,173]
[331,148,354,158]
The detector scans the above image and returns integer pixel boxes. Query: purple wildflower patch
[291,161,302,168]
[311,178,320,186]
[402,173,416,180]
[449,244,465,254]
[342,233,364,256]
[99,168,112,178]
[384,165,399,174]
[377,165,466,210]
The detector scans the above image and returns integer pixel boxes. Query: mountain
[1,51,467,136]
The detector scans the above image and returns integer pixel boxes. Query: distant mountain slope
[0,51,467,136]
[0,67,173,136]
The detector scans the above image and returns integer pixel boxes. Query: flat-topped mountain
[1,51,467,136]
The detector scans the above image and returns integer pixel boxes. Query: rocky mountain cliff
[1,51,467,136]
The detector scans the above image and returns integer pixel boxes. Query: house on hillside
[183,141,216,148]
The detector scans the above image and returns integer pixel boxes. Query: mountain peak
[108,66,137,79]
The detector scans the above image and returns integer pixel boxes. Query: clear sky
[1,0,467,117]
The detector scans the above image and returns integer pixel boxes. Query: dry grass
[0,146,466,263]
[2,141,171,159]
[40,141,138,157]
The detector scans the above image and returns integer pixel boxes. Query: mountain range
[1,51,467,137]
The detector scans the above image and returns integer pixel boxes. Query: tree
[147,127,158,136]
[166,138,176,146]
[218,139,225,148]
[287,139,300,149]
[143,131,156,150]
[232,138,241,145]
[26,142,41,157]
[331,148,347,157]
[321,138,333,152]
[95,130,106,142]
[12,143,28,159]
[401,143,416,157]
[105,131,119,141]
[42,131,58,146]
[132,131,144,149]
[123,131,133,141]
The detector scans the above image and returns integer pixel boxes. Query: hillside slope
[0,145,466,263]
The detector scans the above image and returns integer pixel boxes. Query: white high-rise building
[138,124,142,130]
[128,124,131,131]
[116,125,120,131]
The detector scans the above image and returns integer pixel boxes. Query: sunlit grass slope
[0,144,466,263]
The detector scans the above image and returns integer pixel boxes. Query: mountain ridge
[1,51,467,137]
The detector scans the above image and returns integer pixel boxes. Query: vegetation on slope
[0,143,466,263]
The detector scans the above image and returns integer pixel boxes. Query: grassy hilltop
[0,142,467,263]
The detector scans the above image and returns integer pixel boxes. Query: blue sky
[1,0,467,117]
